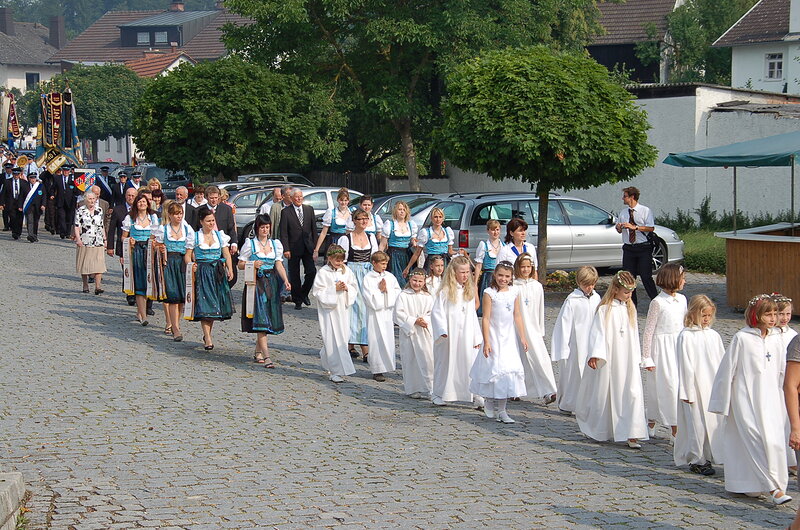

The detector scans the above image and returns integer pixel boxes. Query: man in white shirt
[615,186,658,306]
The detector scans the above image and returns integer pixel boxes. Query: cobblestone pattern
[0,235,795,528]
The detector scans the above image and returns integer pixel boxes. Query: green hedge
[681,231,726,274]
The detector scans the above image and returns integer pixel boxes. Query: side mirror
[608,214,616,225]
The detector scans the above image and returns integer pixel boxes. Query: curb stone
[0,473,25,530]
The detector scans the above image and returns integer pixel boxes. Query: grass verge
[681,230,726,274]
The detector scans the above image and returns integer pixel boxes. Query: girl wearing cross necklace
[496,218,538,280]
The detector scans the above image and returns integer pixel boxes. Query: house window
[766,53,783,80]
[104,138,111,151]
[154,31,168,44]
[137,32,149,45]
[117,137,124,152]
[25,72,40,90]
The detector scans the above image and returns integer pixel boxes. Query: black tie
[13,179,18,199]
[628,208,636,243]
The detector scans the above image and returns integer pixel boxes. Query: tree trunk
[91,138,99,164]
[537,183,550,279]
[395,118,421,192]
[428,150,442,178]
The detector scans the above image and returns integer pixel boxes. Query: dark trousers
[25,209,41,240]
[2,208,8,229]
[622,243,658,306]
[44,197,56,232]
[57,205,75,237]
[288,250,316,302]
[8,208,23,238]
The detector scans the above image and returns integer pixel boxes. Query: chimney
[49,16,65,49]
[0,8,15,36]
[169,1,185,12]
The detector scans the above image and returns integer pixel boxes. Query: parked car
[228,187,281,228]
[238,187,363,248]
[134,166,193,199]
[412,192,684,271]
[349,192,434,220]
[237,173,315,186]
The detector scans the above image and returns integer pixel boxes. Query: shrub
[656,195,794,232]
[681,230,726,274]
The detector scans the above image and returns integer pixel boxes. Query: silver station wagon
[413,192,684,271]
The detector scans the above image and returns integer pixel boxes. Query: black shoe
[12,235,18,240]
[60,234,66,239]
[372,373,386,382]
[303,295,311,306]
[88,277,95,283]
[146,308,155,316]
[26,235,34,243]
[349,348,360,358]
[2,227,9,231]
[294,302,303,310]
[126,295,136,306]
[49,230,55,235]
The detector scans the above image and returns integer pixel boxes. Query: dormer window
[137,31,149,45]
[766,53,783,80]
[154,31,168,44]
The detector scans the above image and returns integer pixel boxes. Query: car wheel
[238,221,255,250]
[651,238,668,272]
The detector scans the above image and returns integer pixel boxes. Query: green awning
[663,130,800,167]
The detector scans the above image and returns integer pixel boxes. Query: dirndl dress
[156,221,192,304]
[342,233,375,346]
[124,215,159,297]
[385,220,414,288]
[241,238,285,334]
[191,231,233,321]
[476,240,499,317]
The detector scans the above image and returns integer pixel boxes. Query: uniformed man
[126,171,143,191]
[53,165,77,239]
[1,167,31,240]
[24,171,45,242]
[1,161,13,230]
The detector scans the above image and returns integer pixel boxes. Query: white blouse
[185,229,231,250]
[153,220,194,243]
[122,213,160,233]
[238,238,284,262]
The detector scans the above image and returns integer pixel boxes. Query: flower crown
[770,293,793,304]
[614,270,636,291]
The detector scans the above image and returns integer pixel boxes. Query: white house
[447,84,800,219]
[714,0,800,95]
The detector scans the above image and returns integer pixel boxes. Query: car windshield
[408,197,438,215]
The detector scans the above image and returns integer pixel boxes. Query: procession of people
[2,149,800,520]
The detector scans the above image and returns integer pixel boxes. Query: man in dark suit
[112,173,128,206]
[1,167,30,240]
[204,185,238,286]
[1,162,13,231]
[24,172,45,242]
[53,164,77,239]
[125,171,143,191]
[279,188,318,310]
[174,186,197,229]
[107,187,137,305]
[95,166,116,205]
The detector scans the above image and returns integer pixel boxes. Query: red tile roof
[124,50,194,77]
[591,0,678,46]
[48,9,250,64]
[714,0,789,47]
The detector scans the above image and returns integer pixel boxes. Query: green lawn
[680,230,726,274]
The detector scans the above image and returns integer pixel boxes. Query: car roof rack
[471,191,560,200]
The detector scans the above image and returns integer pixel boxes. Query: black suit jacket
[112,181,127,206]
[26,181,45,211]
[95,175,115,204]
[107,203,130,257]
[280,204,317,255]
[182,202,198,231]
[209,202,237,246]
[3,178,30,210]
[54,174,76,208]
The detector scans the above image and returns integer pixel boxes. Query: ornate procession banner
[6,93,20,146]
[35,88,83,172]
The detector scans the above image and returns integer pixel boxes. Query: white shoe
[496,411,515,424]
[543,393,556,405]
[473,395,485,410]
[627,440,642,449]
[771,490,792,505]
[432,396,446,406]
[484,399,495,419]
[669,434,676,446]
[647,424,656,438]
[329,374,344,383]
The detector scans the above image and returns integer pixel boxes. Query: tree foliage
[635,0,757,84]
[439,46,658,273]
[223,0,605,189]
[132,56,346,180]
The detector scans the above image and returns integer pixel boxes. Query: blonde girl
[576,271,648,449]
[426,254,445,294]
[514,253,557,404]
[314,187,351,260]
[380,200,418,287]
[430,255,482,407]
[674,295,725,476]
[393,268,434,398]
[474,219,501,317]
[410,207,457,270]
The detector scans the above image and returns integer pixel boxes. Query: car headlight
[670,231,680,241]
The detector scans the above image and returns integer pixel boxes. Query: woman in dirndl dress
[474,219,502,317]
[239,214,290,368]
[346,195,383,237]
[339,208,379,362]
[380,200,417,288]
[410,207,457,272]
[122,191,160,326]
[185,206,234,350]
[313,187,351,260]
[154,201,194,342]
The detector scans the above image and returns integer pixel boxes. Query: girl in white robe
[642,263,687,440]
[393,269,434,398]
[426,255,444,295]
[513,253,557,403]
[576,270,648,448]
[470,261,527,423]
[709,294,790,505]
[773,294,798,474]
[551,266,600,414]
[430,255,482,407]
[673,295,725,475]
[312,244,359,383]
[362,251,401,381]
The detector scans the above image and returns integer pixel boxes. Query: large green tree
[40,64,146,159]
[636,0,757,84]
[132,56,346,180]
[439,46,658,274]
[223,0,604,189]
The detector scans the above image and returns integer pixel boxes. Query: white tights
[487,398,507,412]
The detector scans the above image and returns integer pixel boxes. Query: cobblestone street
[0,233,794,528]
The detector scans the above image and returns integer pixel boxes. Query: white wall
[0,63,60,93]
[731,42,800,95]
[94,135,134,164]
[447,85,800,220]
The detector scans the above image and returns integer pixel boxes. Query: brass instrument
[15,154,29,168]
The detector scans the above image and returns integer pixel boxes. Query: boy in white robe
[709,294,790,505]
[393,268,434,398]
[673,295,725,475]
[430,255,482,407]
[362,251,401,382]
[311,244,359,383]
[550,266,600,414]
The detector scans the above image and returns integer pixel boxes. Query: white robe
[641,291,687,426]
[779,325,799,468]
[393,289,434,395]
[514,278,557,398]
[312,265,358,377]
[673,326,725,466]
[431,285,481,402]
[551,289,601,413]
[362,270,401,374]
[426,275,442,295]
[709,327,788,493]
[575,300,648,442]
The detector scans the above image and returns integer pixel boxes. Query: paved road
[0,233,795,529]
